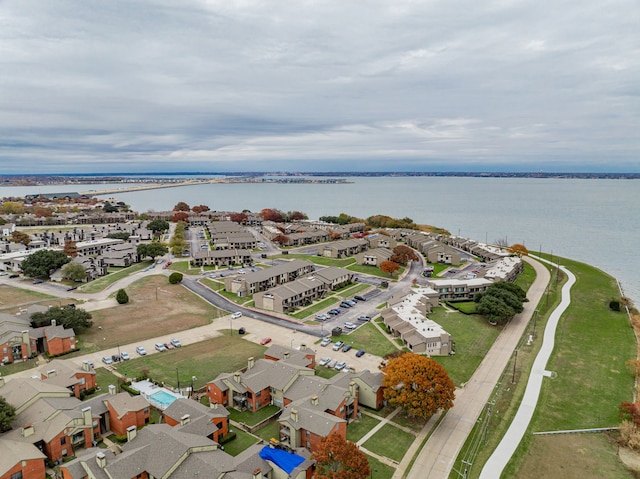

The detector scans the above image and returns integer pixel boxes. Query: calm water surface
[3,177,638,302]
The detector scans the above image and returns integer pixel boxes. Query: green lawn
[275,254,355,268]
[222,428,261,456]
[86,368,121,398]
[228,405,280,427]
[314,366,342,379]
[253,421,280,443]
[79,262,152,293]
[514,261,536,292]
[446,301,477,314]
[168,260,205,275]
[114,334,267,390]
[367,454,396,479]
[347,263,403,279]
[426,262,450,277]
[291,297,340,319]
[362,423,416,463]
[328,322,399,358]
[429,306,502,386]
[346,414,381,443]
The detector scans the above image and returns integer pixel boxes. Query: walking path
[404,256,551,479]
[479,259,576,478]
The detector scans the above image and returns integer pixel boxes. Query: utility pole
[176,368,180,392]
[512,350,518,383]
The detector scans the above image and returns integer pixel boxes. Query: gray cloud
[0,0,638,173]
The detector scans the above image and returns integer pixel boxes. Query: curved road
[479,259,576,478]
[404,256,551,479]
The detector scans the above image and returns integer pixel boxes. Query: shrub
[610,300,621,311]
[168,272,183,284]
[116,288,129,304]
[219,432,237,444]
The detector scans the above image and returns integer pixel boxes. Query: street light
[190,376,197,398]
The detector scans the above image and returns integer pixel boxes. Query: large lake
[3,177,638,302]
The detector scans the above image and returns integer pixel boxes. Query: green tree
[474,281,528,325]
[116,289,129,304]
[31,306,93,331]
[169,272,183,284]
[61,263,88,282]
[21,249,70,278]
[147,219,170,238]
[382,353,455,419]
[0,396,16,433]
[137,242,168,261]
[102,201,119,213]
[106,232,131,241]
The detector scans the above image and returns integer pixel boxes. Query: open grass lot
[514,261,536,292]
[114,334,267,389]
[254,421,280,443]
[346,413,381,443]
[276,254,355,268]
[0,284,57,312]
[367,454,396,479]
[363,423,416,463]
[426,262,450,277]
[503,255,637,477]
[314,365,342,379]
[348,263,403,279]
[83,367,121,400]
[514,433,632,479]
[429,306,502,386]
[329,322,399,358]
[223,428,261,456]
[447,301,477,314]
[79,261,152,293]
[229,405,280,427]
[390,410,429,432]
[167,260,206,275]
[84,275,226,352]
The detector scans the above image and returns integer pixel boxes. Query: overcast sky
[1,0,638,174]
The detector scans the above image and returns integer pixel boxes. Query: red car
[260,337,272,345]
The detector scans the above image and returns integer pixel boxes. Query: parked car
[355,349,365,357]
[319,357,331,366]
[9,274,19,279]
[32,279,43,284]
[354,295,366,301]
[357,315,371,322]
[111,354,121,362]
[328,308,341,315]
[315,313,329,321]
[339,302,352,308]
[334,361,347,371]
[341,344,353,353]
[120,352,130,360]
[344,322,357,330]
[260,337,272,345]
[332,341,344,351]
[155,343,166,352]
[231,312,243,319]
[66,285,77,291]
[164,342,175,350]
[136,346,147,356]
[171,338,182,347]
[327,359,338,369]
[320,338,332,347]
[345,300,357,306]
[102,356,113,365]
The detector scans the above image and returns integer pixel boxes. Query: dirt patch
[620,447,640,472]
[0,284,58,312]
[82,276,225,351]
[516,433,634,479]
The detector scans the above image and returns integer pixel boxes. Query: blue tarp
[259,446,305,474]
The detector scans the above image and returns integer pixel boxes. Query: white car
[102,356,113,365]
[320,338,331,347]
[318,357,331,366]
[231,312,243,319]
[344,322,357,329]
[171,338,182,347]
[334,361,347,371]
[120,352,130,361]
[136,346,147,356]
[155,343,166,352]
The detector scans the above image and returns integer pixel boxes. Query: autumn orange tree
[508,243,529,257]
[314,433,370,479]
[391,245,419,265]
[380,260,400,277]
[382,353,455,419]
[63,240,78,257]
[172,211,189,223]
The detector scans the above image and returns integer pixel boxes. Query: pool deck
[131,379,185,410]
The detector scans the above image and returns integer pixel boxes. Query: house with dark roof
[163,397,230,443]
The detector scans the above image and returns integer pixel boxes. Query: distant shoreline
[1,171,638,187]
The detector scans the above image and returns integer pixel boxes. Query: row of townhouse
[380,287,453,356]
[254,267,354,313]
[225,259,315,296]
[426,277,494,301]
[404,232,462,264]
[354,247,393,267]
[318,238,368,259]
[191,248,253,267]
[205,221,258,250]
[440,236,509,262]
[484,256,523,282]
[0,306,77,364]
[205,345,384,454]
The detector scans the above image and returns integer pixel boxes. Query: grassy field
[79,261,152,293]
[454,255,636,479]
[325,321,400,358]
[367,454,396,479]
[114,334,267,389]
[223,428,261,456]
[228,405,280,426]
[430,306,502,386]
[0,284,57,312]
[84,275,226,352]
[363,423,416,463]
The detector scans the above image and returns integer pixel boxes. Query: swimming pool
[149,390,180,409]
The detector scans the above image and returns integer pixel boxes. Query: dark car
[355,349,365,357]
[9,274,19,279]
[32,279,44,284]
[341,344,353,353]
[328,308,341,315]
[67,285,78,291]
[111,354,121,362]
[339,302,352,308]
[354,295,366,301]
[357,315,371,322]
